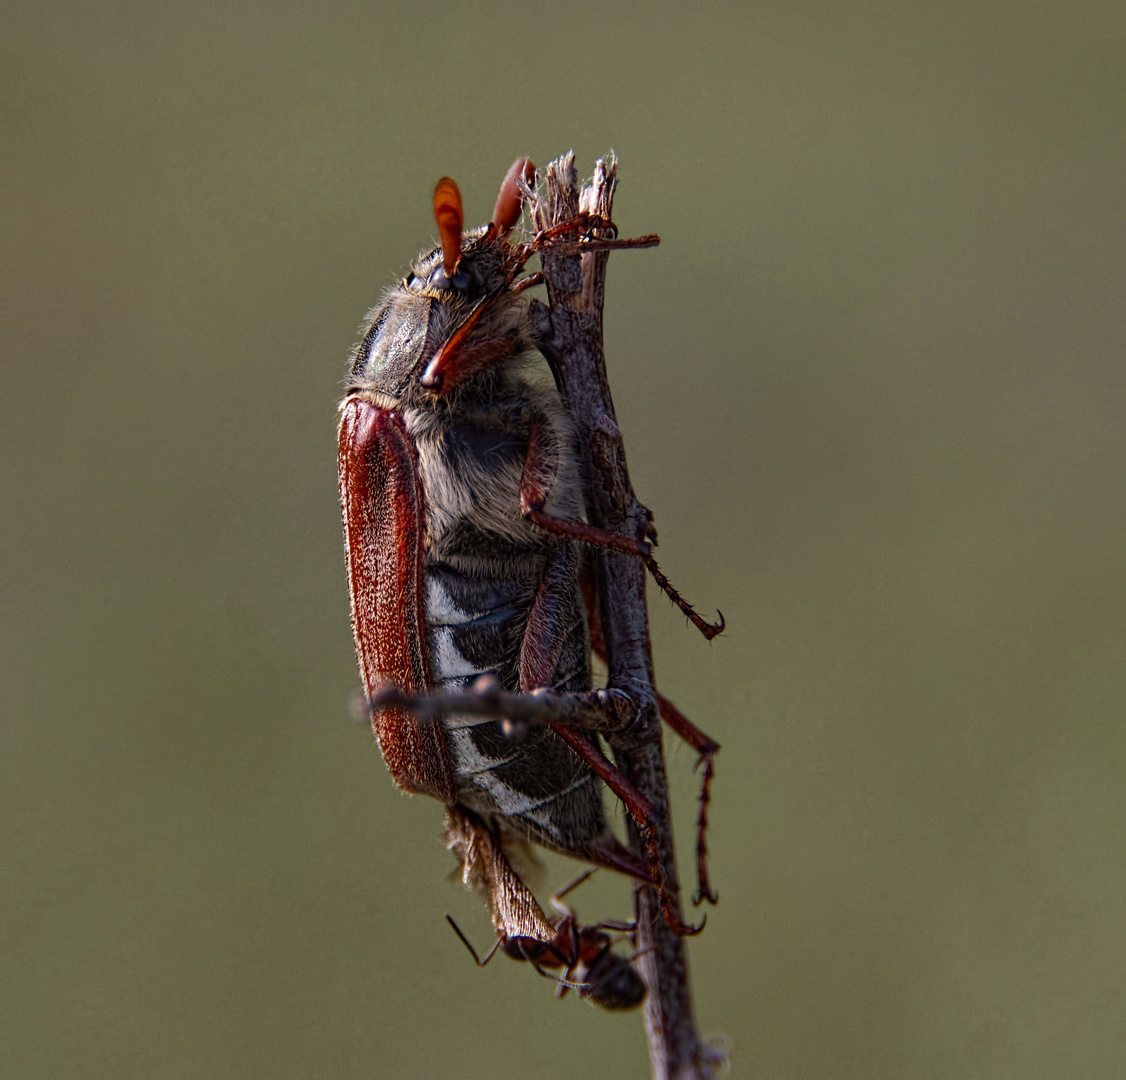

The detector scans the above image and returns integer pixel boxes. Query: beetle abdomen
[423,556,605,852]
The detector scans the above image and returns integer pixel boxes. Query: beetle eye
[429,267,472,293]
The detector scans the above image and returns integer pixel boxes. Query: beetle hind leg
[584,582,721,908]
[657,695,721,907]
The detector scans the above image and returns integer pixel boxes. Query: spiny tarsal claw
[642,556,726,641]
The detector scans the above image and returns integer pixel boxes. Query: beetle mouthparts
[419,363,443,391]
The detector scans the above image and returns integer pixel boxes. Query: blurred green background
[3,2,1124,1076]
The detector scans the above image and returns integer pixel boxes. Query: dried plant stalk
[528,153,723,1080]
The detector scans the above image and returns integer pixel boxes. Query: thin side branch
[368,677,636,733]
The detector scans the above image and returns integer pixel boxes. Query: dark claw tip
[677,913,708,937]
[702,610,726,640]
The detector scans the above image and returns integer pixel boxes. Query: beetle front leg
[524,211,661,256]
[520,415,725,641]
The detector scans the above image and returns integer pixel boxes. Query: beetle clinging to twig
[338,159,722,935]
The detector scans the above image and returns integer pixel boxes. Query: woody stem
[529,154,722,1080]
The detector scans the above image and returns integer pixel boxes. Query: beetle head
[347,161,536,402]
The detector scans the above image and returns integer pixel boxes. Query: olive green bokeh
[3,2,1125,1077]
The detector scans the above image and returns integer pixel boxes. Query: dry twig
[528,153,724,1080]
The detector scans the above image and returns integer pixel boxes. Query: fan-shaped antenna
[433,177,463,275]
[491,158,535,236]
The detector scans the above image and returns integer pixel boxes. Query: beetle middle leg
[521,543,703,938]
